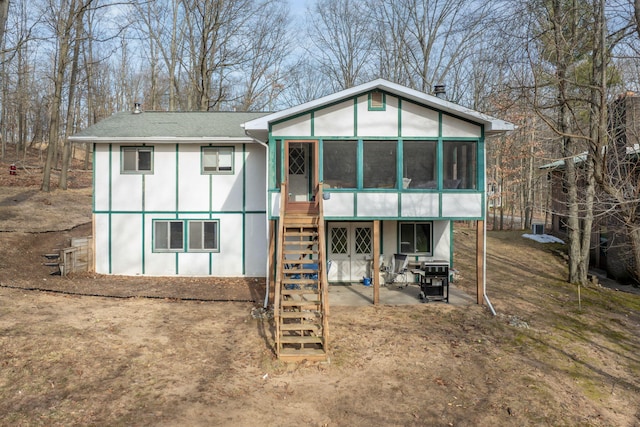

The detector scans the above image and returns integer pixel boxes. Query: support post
[476,220,485,305]
[373,220,380,305]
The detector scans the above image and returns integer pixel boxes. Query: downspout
[483,140,497,316]
[243,127,271,309]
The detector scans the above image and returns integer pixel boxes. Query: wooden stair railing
[274,182,329,362]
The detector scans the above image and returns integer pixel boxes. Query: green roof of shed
[69,111,270,142]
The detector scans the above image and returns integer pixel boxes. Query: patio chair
[382,253,409,287]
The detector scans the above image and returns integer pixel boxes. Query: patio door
[327,222,373,282]
[286,140,317,204]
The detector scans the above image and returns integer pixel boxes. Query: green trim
[108,144,113,274]
[142,211,146,275]
[449,221,455,269]
[353,97,358,136]
[95,210,266,215]
[357,140,363,188]
[242,143,246,275]
[175,144,179,215]
[311,111,315,136]
[397,98,402,137]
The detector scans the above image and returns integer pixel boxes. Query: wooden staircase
[274,184,329,362]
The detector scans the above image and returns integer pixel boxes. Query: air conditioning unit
[532,223,544,235]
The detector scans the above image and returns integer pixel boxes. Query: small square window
[154,220,184,251]
[202,147,234,174]
[368,91,385,111]
[122,147,153,174]
[400,222,433,255]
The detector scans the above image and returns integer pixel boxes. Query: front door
[286,140,317,204]
[327,222,373,282]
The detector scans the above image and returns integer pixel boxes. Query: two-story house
[70,79,514,360]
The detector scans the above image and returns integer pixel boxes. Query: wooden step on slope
[276,206,328,362]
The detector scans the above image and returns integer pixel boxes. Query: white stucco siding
[146,144,178,211]
[431,221,451,260]
[272,114,312,136]
[441,114,482,138]
[94,145,110,211]
[357,94,398,137]
[94,214,110,274]
[215,215,244,275]
[357,193,398,217]
[111,172,143,211]
[314,100,354,136]
[110,214,143,275]
[244,213,268,276]
[441,193,482,217]
[244,144,267,212]
[400,101,439,137]
[401,193,439,217]
[175,145,208,212]
[323,192,355,217]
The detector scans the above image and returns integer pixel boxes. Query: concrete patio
[328,282,475,306]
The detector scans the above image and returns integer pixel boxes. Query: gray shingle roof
[69,111,270,141]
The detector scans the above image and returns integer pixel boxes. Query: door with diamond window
[286,141,317,203]
[327,222,373,282]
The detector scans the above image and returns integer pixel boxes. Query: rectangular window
[323,140,357,188]
[188,221,219,251]
[443,141,476,189]
[403,141,437,189]
[363,140,397,188]
[400,222,432,255]
[154,221,184,251]
[122,147,153,173]
[202,147,234,174]
[368,91,385,111]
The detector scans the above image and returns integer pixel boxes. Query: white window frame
[121,146,153,174]
[188,220,219,252]
[202,146,234,174]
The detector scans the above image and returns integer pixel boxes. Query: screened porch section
[321,139,477,191]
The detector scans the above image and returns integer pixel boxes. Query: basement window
[188,220,219,252]
[154,220,184,251]
[400,222,433,255]
[202,146,234,174]
[122,147,153,174]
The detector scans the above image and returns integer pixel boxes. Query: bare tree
[0,0,8,49]
[306,0,374,90]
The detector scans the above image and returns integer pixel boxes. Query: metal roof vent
[133,102,142,114]
[434,84,446,99]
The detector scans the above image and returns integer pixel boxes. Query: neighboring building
[540,92,640,283]
[71,79,514,360]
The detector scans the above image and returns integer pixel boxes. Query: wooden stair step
[281,289,319,296]
[284,231,318,237]
[280,311,320,319]
[284,249,317,255]
[280,323,321,332]
[278,349,328,362]
[280,336,324,344]
[283,259,319,265]
[283,268,318,274]
[281,299,321,307]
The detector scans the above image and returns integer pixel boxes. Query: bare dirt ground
[1,146,640,426]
